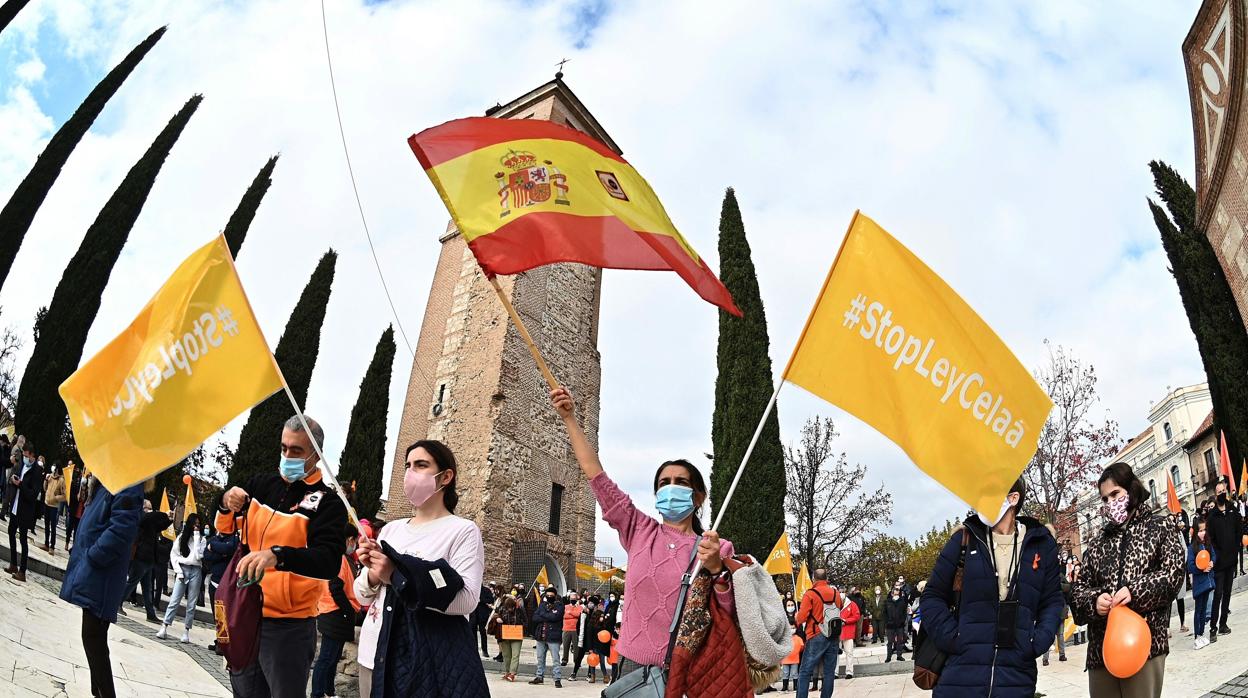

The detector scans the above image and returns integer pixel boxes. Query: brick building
[1184,1,1248,327]
[379,77,615,593]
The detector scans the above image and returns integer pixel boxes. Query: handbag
[603,540,700,698]
[913,527,969,690]
[501,624,524,640]
[213,516,263,672]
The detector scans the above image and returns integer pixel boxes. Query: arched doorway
[542,554,568,594]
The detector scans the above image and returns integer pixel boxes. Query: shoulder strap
[952,527,970,619]
[662,537,702,669]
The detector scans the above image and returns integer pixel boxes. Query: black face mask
[545,595,557,603]
[1218,493,1229,505]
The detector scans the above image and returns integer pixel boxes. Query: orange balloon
[182,474,192,485]
[598,630,612,643]
[587,653,600,667]
[792,635,805,652]
[1242,534,1247,546]
[1197,550,1212,572]
[1103,606,1151,679]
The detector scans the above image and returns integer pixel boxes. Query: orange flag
[1166,473,1181,515]
[1220,431,1237,492]
[1240,461,1247,497]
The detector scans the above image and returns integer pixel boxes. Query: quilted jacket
[1070,510,1184,671]
[369,550,489,698]
[919,516,1064,698]
[665,574,751,698]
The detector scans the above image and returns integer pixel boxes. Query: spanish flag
[408,117,740,316]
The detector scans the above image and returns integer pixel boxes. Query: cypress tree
[0,0,31,36]
[710,188,785,558]
[223,155,278,258]
[337,326,396,519]
[0,27,166,294]
[15,95,202,457]
[230,250,337,486]
[1149,161,1248,470]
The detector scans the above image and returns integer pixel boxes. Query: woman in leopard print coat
[1072,463,1184,697]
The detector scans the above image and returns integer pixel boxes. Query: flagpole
[275,371,363,533]
[487,274,561,391]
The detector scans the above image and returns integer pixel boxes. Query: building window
[1205,448,1218,482]
[1164,422,1173,442]
[548,483,564,535]
[1171,465,1182,490]
[1148,479,1157,502]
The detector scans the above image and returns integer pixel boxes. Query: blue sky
[0,0,1206,567]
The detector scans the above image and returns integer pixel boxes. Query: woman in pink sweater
[550,388,736,675]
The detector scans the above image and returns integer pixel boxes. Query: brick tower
[381,77,616,592]
[1185,1,1248,326]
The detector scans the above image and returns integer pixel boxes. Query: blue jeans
[535,639,562,680]
[311,634,345,697]
[1194,590,1212,637]
[796,633,837,698]
[163,565,203,629]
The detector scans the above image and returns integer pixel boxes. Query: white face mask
[977,495,1015,528]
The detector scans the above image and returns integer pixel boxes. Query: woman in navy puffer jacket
[920,480,1064,697]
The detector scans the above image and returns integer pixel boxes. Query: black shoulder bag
[913,527,969,690]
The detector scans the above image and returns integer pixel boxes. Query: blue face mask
[279,456,308,482]
[655,484,696,522]
[22,456,33,467]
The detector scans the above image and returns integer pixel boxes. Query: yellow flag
[783,213,1053,517]
[796,561,812,598]
[764,532,794,576]
[1063,616,1076,641]
[158,489,175,541]
[58,236,282,494]
[576,562,599,580]
[183,482,197,525]
[597,567,622,582]
[536,566,550,587]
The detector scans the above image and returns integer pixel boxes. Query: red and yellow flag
[408,117,740,316]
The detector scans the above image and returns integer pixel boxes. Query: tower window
[1163,422,1173,441]
[548,483,564,535]
[1171,465,1182,491]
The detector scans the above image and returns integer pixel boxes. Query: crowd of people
[4,387,1245,698]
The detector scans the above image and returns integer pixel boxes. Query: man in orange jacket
[794,568,845,698]
[218,416,346,698]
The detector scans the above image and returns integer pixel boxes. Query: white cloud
[0,1,1205,569]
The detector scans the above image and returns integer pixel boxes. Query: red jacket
[839,600,861,641]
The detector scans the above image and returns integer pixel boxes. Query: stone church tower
[1184,1,1248,326]
[381,77,616,592]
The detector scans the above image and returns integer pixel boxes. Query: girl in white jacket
[157,513,206,643]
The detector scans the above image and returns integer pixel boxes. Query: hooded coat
[59,483,144,623]
[919,516,1064,698]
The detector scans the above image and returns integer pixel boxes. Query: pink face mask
[1101,493,1130,525]
[403,469,445,508]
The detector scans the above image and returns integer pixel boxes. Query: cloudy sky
[0,0,1206,566]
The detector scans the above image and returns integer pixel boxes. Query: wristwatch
[270,546,285,570]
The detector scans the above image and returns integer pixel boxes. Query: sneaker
[146,614,157,623]
[180,629,191,643]
[1043,657,1049,666]
[845,673,853,680]
[1219,626,1232,635]
[156,625,168,640]
[1210,631,1219,643]
[529,677,543,685]
[1059,654,1067,662]
[555,680,563,688]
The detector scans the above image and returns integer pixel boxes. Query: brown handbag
[912,527,969,690]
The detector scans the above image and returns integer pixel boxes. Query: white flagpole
[276,374,363,533]
[690,374,786,578]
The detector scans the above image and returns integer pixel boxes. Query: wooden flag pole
[488,275,561,391]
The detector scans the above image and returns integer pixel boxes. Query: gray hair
[284,415,325,450]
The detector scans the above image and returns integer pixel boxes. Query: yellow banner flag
[576,562,599,580]
[536,566,550,587]
[795,561,812,598]
[58,236,282,494]
[158,488,175,541]
[783,213,1053,517]
[764,531,794,576]
[597,567,622,582]
[183,482,197,524]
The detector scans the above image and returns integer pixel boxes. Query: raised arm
[551,388,603,480]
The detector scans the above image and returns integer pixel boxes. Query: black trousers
[1211,567,1236,632]
[82,609,115,698]
[7,516,29,572]
[229,617,317,698]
